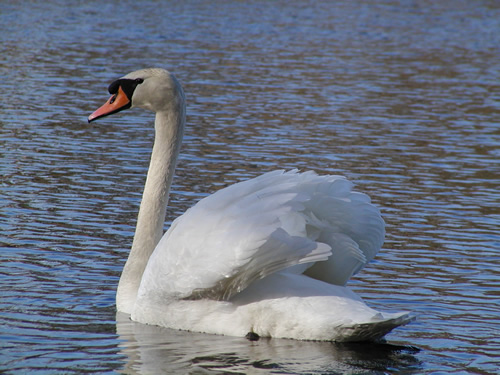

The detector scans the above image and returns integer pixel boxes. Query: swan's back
[136,170,385,305]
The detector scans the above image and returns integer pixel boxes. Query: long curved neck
[117,108,184,313]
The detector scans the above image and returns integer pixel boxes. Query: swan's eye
[109,94,117,104]
[135,78,144,84]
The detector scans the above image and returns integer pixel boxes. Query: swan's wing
[137,170,384,302]
[301,182,385,286]
[138,170,331,302]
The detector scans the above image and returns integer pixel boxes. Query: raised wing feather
[302,182,385,285]
[137,170,385,303]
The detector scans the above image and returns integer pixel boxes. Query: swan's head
[88,68,184,122]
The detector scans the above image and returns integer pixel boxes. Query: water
[1,0,499,373]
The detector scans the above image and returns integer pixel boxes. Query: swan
[88,68,412,342]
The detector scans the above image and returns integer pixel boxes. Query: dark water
[1,0,499,373]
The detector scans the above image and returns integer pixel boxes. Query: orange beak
[88,86,131,123]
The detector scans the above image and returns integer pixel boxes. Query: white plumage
[88,68,412,342]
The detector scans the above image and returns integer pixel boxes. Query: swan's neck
[117,109,184,313]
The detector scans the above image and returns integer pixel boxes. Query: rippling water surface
[1,1,499,373]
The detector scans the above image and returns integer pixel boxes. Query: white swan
[88,68,412,342]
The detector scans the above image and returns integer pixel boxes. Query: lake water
[1,0,499,373]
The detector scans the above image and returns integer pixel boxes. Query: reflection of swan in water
[115,312,421,374]
[89,68,412,342]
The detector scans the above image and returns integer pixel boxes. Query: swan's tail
[335,312,415,342]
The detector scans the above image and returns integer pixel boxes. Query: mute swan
[88,68,412,342]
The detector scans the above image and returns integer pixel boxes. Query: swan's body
[89,68,412,341]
